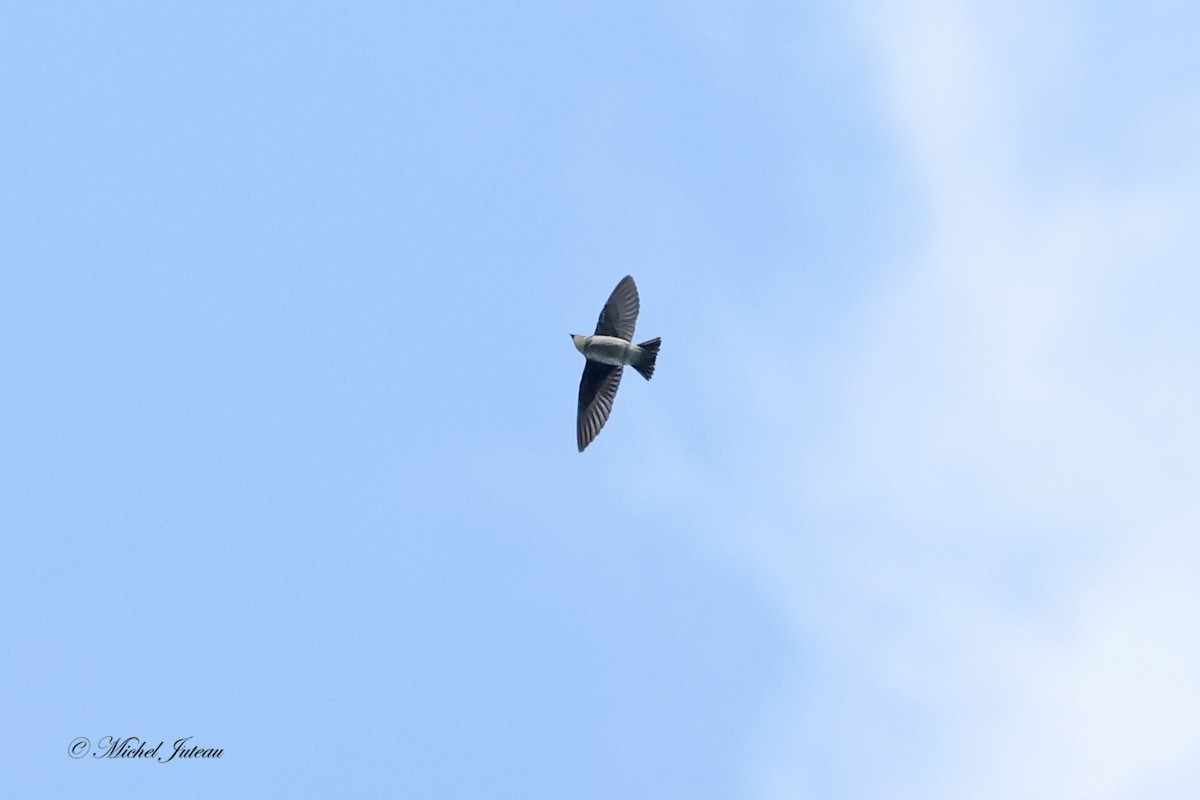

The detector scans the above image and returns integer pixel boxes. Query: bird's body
[572,334,647,367]
[571,276,661,452]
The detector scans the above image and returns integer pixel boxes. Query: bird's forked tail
[631,337,661,380]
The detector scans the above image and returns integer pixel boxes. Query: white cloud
[717,1,1200,797]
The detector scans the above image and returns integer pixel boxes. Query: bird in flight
[571,275,661,452]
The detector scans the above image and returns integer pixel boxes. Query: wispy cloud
[700,1,1200,796]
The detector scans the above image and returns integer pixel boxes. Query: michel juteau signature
[93,736,223,763]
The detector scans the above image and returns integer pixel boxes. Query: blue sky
[4,2,1199,798]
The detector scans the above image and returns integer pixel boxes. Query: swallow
[571,275,661,452]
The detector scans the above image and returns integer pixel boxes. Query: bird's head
[570,334,588,353]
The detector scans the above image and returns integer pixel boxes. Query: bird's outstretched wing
[594,275,639,341]
[577,360,623,451]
